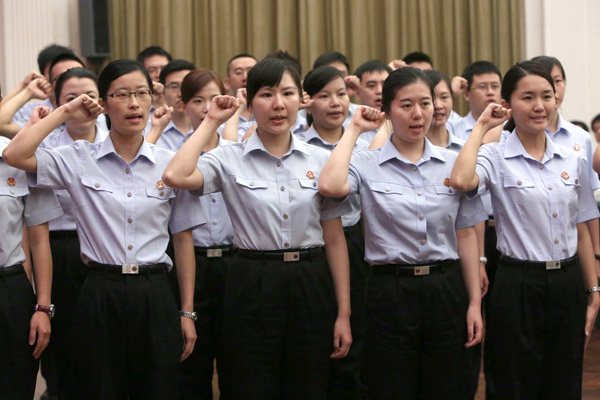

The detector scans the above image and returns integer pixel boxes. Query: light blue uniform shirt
[348,137,487,265]
[475,131,599,261]
[296,125,368,227]
[195,132,351,250]
[29,136,206,266]
[0,137,63,267]
[40,127,109,231]
[342,102,360,129]
[154,120,194,151]
[193,136,234,248]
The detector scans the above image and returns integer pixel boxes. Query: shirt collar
[243,131,310,158]
[163,120,194,136]
[95,134,157,164]
[504,130,566,161]
[463,111,477,132]
[378,135,446,165]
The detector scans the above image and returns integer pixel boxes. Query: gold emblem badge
[306,171,315,179]
[7,177,15,187]
[574,144,581,151]
[444,178,451,187]
[561,171,569,180]
[156,180,165,190]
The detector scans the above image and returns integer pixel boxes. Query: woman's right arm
[162,95,239,191]
[450,104,510,192]
[0,77,52,139]
[319,106,384,198]
[2,94,102,173]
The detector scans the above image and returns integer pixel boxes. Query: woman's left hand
[584,292,599,349]
[151,105,173,131]
[330,314,352,359]
[180,316,197,361]
[465,304,483,348]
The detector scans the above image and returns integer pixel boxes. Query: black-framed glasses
[105,89,153,102]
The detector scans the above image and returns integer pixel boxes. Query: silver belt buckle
[122,264,139,274]
[207,248,222,258]
[414,265,430,276]
[283,251,300,262]
[546,260,561,270]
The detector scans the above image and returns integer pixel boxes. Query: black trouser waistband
[0,264,25,278]
[499,255,578,270]
[49,230,79,239]
[88,262,167,274]
[370,259,457,276]
[235,247,324,261]
[194,245,233,257]
[343,223,361,236]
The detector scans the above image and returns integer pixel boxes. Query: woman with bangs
[451,61,599,399]
[3,59,204,400]
[319,67,485,400]
[163,58,352,400]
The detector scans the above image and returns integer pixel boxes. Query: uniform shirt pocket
[235,176,269,190]
[501,176,535,210]
[364,181,403,209]
[434,184,458,196]
[145,187,176,200]
[0,185,28,198]
[298,178,319,190]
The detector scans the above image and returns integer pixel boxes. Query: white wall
[524,0,600,140]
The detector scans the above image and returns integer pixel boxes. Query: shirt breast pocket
[145,187,176,201]
[0,185,28,198]
[559,175,580,215]
[502,176,535,209]
[434,184,458,196]
[234,176,269,204]
[365,181,403,209]
[80,176,114,207]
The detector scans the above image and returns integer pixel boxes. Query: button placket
[276,159,292,248]
[540,166,562,260]
[124,166,136,261]
[412,165,427,257]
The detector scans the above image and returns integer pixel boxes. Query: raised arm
[319,106,383,198]
[368,119,392,150]
[2,94,103,173]
[145,105,173,145]
[450,104,510,192]
[0,77,52,138]
[162,95,239,190]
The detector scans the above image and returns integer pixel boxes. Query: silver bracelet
[180,310,198,321]
[479,257,488,264]
[585,286,600,294]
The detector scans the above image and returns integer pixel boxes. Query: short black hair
[354,60,392,81]
[246,58,302,107]
[423,69,453,97]
[591,114,600,131]
[403,51,433,68]
[226,53,257,76]
[461,61,502,91]
[530,55,566,82]
[312,51,350,72]
[136,46,173,65]
[37,44,74,75]
[54,67,98,106]
[48,53,86,83]
[382,67,434,114]
[264,50,302,77]
[303,66,346,126]
[159,59,196,85]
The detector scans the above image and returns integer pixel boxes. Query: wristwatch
[585,286,600,294]
[479,257,488,264]
[35,304,55,319]
[180,310,197,321]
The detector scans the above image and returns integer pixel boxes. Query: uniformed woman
[1,88,62,399]
[318,67,485,400]
[450,61,600,399]
[38,67,108,397]
[162,58,352,400]
[3,59,205,400]
[297,65,369,399]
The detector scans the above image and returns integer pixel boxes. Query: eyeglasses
[164,82,181,90]
[105,90,152,102]
[473,83,501,92]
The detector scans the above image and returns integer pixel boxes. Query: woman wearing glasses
[2,59,205,400]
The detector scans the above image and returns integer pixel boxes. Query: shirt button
[10,189,15,194]
[517,180,522,186]
[448,189,453,193]
[280,186,285,191]
[159,191,164,196]
[547,185,553,190]
[575,179,579,184]
[128,244,133,250]
[95,183,100,188]
[127,192,132,197]
[125,168,130,174]
[539,165,544,169]
[283,214,288,220]
[212,220,217,225]
[554,239,559,244]
[313,182,317,187]
[552,212,558,218]
[418,215,424,220]
[284,242,290,248]
[211,198,216,203]
[420,239,426,245]
[249,182,254,187]
[412,166,417,171]
[127,217,133,224]
[417,190,422,196]
[385,186,391,192]
[277,161,282,167]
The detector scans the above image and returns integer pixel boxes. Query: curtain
[109,0,522,115]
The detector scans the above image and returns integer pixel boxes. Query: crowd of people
[1,42,600,400]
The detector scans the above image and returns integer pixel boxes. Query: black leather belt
[88,262,167,275]
[194,245,233,258]
[0,264,25,278]
[499,255,577,270]
[49,230,79,239]
[370,259,457,276]
[236,247,324,262]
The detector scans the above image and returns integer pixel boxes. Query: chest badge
[306,171,315,179]
[7,177,15,187]
[561,171,569,180]
[574,144,581,151]
[444,178,451,187]
[156,180,165,190]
